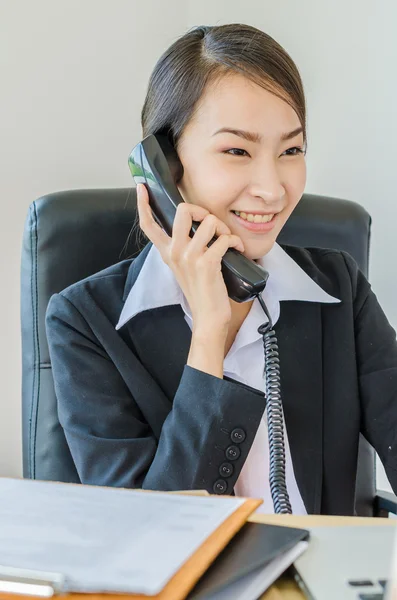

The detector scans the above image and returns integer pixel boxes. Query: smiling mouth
[231,210,276,223]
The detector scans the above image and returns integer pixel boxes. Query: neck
[224,298,254,356]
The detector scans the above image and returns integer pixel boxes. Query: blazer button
[219,462,234,478]
[213,479,228,494]
[225,445,241,461]
[231,428,246,444]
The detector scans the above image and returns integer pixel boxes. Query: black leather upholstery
[21,188,376,515]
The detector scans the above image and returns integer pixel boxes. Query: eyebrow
[212,126,304,143]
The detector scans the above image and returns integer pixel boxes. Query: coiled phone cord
[256,293,292,515]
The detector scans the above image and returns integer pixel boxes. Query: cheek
[187,162,240,215]
[284,162,307,210]
[293,160,307,192]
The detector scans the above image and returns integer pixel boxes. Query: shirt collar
[115,242,340,331]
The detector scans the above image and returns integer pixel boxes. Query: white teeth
[233,211,275,223]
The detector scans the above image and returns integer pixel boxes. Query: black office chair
[20,188,397,517]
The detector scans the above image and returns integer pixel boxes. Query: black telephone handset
[128,133,292,515]
[128,133,269,303]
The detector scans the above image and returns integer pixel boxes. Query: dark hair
[141,23,307,149]
[126,23,307,255]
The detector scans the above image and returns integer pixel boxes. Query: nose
[248,159,285,205]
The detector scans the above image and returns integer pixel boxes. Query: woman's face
[176,73,307,260]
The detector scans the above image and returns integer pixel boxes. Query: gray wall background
[1,0,394,492]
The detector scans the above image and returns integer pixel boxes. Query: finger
[204,234,245,262]
[188,214,231,256]
[171,203,210,253]
[136,183,170,250]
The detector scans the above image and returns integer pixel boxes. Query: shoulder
[59,258,133,300]
[46,242,153,330]
[279,243,370,308]
[45,257,135,329]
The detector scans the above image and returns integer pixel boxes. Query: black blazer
[45,243,397,515]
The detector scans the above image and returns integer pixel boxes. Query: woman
[45,24,397,515]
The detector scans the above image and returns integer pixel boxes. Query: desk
[251,513,397,599]
[1,514,395,600]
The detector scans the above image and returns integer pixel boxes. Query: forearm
[142,365,266,494]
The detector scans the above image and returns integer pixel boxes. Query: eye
[283,146,306,157]
[222,146,306,158]
[222,148,249,157]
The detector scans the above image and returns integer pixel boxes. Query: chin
[243,240,276,261]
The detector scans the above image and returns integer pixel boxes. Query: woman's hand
[137,184,244,376]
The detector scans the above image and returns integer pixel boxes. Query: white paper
[0,478,245,595]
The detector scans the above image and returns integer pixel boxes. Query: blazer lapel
[120,243,192,437]
[126,304,192,410]
[276,301,324,514]
[122,242,153,301]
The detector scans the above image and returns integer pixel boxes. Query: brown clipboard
[1,495,261,600]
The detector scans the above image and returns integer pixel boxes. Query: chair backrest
[20,188,375,515]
